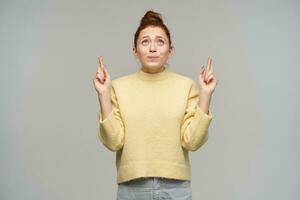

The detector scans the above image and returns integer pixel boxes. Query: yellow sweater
[98,67,213,184]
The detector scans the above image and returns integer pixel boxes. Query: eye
[157,39,165,45]
[141,40,149,45]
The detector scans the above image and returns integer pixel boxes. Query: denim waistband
[118,177,191,190]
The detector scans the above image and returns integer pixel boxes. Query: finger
[97,56,104,74]
[199,73,205,84]
[208,58,213,73]
[97,73,103,80]
[97,73,105,83]
[94,75,100,84]
[97,67,104,76]
[203,62,208,78]
[100,57,108,79]
[99,56,106,71]
[200,65,205,75]
[205,71,214,80]
[204,57,212,77]
[97,57,102,72]
[206,74,215,83]
[95,74,101,82]
[204,66,213,83]
[205,57,210,75]
[96,71,105,80]
[103,65,109,78]
[207,57,212,69]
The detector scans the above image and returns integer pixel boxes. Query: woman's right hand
[93,56,112,96]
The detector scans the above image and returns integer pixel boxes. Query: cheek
[135,52,144,59]
[160,49,170,58]
[137,47,148,56]
[160,46,170,53]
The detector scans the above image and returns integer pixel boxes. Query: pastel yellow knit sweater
[98,67,213,184]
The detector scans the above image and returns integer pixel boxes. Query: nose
[149,41,156,52]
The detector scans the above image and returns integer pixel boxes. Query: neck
[136,66,170,81]
[141,66,166,73]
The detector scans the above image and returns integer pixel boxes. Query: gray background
[1,0,299,199]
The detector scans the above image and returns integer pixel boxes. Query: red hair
[134,10,174,51]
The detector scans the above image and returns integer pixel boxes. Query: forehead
[139,26,168,39]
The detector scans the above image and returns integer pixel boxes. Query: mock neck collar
[136,67,171,81]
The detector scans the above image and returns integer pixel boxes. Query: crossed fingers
[96,56,107,82]
[200,57,214,84]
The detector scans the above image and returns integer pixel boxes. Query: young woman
[93,10,218,200]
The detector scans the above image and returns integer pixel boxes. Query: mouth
[147,56,160,60]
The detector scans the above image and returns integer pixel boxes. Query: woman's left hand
[198,57,218,97]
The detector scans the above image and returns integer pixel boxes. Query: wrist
[98,92,110,102]
[200,92,212,100]
[97,89,110,97]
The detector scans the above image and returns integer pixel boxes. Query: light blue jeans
[117,177,192,200]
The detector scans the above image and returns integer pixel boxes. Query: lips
[147,56,159,59]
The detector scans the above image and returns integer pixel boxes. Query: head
[133,10,174,72]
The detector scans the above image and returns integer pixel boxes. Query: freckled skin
[133,26,172,73]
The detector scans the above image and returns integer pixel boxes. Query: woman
[93,10,218,200]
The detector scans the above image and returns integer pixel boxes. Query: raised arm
[180,81,213,151]
[98,86,125,152]
[181,57,218,152]
[93,56,125,152]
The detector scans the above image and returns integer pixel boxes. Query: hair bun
[134,10,173,51]
[140,10,164,25]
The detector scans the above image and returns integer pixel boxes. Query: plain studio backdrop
[1,0,299,199]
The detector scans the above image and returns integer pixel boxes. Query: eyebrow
[141,36,166,40]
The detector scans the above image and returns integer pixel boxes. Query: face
[133,26,172,72]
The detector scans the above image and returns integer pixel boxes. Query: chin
[144,63,162,68]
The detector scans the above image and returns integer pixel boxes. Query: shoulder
[168,70,198,88]
[110,73,136,87]
[169,71,201,95]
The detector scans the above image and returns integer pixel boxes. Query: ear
[132,47,138,58]
[168,47,173,58]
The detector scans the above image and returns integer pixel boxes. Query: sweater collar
[136,66,171,81]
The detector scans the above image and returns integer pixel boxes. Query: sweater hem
[116,161,191,184]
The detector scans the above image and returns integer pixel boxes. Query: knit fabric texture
[98,67,213,184]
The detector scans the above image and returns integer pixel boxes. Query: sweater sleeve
[98,86,125,152]
[180,81,213,152]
